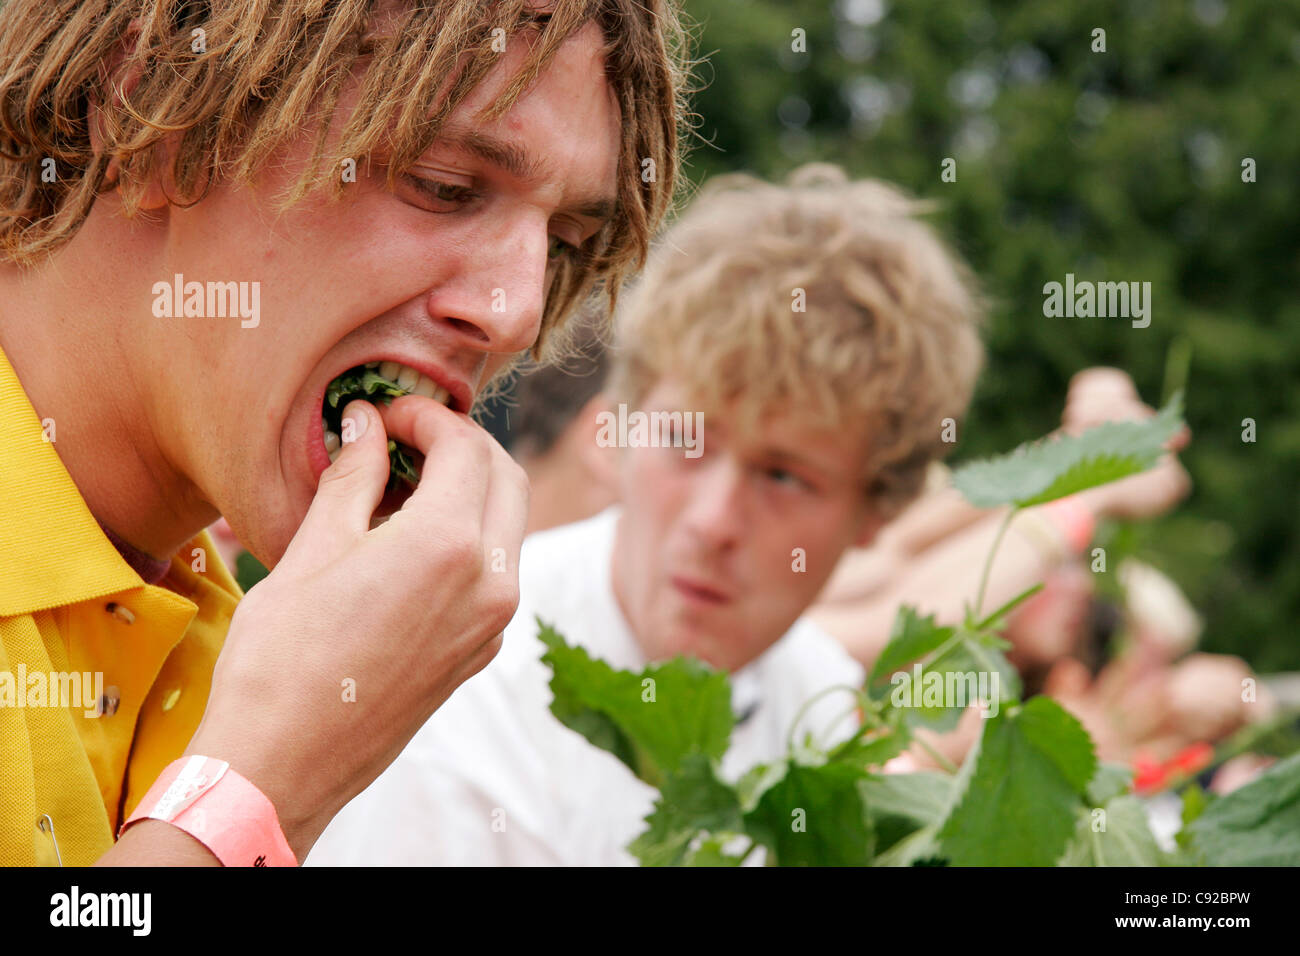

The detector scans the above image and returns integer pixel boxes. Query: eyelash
[402,174,583,263]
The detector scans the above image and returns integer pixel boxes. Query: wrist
[182,730,323,862]
[122,755,299,866]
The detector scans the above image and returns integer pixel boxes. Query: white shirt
[306,507,865,866]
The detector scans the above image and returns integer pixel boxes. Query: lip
[670,574,734,606]
[305,354,475,485]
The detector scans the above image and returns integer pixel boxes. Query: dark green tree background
[681,0,1299,669]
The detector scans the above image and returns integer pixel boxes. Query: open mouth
[321,361,453,503]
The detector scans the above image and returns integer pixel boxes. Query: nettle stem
[974,506,1019,620]
[785,683,863,755]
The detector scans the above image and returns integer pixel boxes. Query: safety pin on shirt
[38,813,63,866]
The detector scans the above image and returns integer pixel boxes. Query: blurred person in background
[306,164,987,865]
[505,313,619,535]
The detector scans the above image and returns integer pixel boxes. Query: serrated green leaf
[873,824,945,867]
[323,366,422,486]
[882,640,1021,732]
[828,727,909,770]
[1017,696,1098,792]
[1178,781,1212,840]
[860,771,954,826]
[868,607,956,686]
[743,760,873,865]
[1186,751,1300,866]
[683,836,747,866]
[936,697,1097,865]
[734,761,787,813]
[628,754,743,866]
[538,620,734,787]
[860,771,953,853]
[1087,762,1135,805]
[1058,795,1162,866]
[952,393,1184,508]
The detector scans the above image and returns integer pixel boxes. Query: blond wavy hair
[0,0,693,358]
[609,164,985,517]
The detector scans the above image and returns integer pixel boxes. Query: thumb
[289,400,392,557]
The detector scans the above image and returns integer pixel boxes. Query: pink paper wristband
[119,755,298,867]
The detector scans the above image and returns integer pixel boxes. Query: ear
[572,392,619,489]
[88,21,170,211]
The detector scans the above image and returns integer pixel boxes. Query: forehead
[641,379,874,476]
[439,22,620,199]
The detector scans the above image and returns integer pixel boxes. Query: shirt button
[105,602,135,624]
[96,686,121,717]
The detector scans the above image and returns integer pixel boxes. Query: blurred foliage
[235,550,270,593]
[681,0,1300,669]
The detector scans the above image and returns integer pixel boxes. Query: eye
[548,233,581,262]
[764,467,811,491]
[400,173,480,212]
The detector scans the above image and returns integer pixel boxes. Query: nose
[680,454,747,553]
[425,212,550,356]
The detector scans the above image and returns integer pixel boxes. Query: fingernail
[341,401,370,443]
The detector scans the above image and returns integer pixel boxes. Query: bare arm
[93,395,528,865]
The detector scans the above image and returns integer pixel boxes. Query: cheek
[620,450,683,512]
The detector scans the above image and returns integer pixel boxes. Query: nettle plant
[538,394,1300,865]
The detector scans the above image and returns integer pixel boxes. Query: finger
[1166,423,1191,452]
[287,400,392,557]
[1067,367,1138,401]
[477,441,530,578]
[373,396,493,521]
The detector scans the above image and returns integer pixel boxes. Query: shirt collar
[0,342,238,615]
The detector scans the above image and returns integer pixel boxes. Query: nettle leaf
[324,366,421,486]
[538,621,734,788]
[1058,795,1162,867]
[629,754,743,867]
[1186,751,1300,866]
[881,640,1021,733]
[937,696,1098,866]
[952,393,1184,508]
[868,606,955,686]
[829,727,910,771]
[742,760,873,866]
[860,771,954,826]
[684,837,747,867]
[874,824,945,867]
[325,368,409,409]
[860,771,953,854]
[1087,762,1134,805]
[734,761,788,814]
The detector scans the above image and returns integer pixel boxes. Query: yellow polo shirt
[0,344,241,865]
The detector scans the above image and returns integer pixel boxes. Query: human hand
[186,395,528,859]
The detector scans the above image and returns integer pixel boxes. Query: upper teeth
[376,361,450,405]
[322,361,452,463]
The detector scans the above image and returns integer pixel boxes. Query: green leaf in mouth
[324,365,422,488]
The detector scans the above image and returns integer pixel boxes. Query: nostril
[446,317,490,343]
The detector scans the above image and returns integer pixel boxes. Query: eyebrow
[765,447,839,479]
[433,125,619,224]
